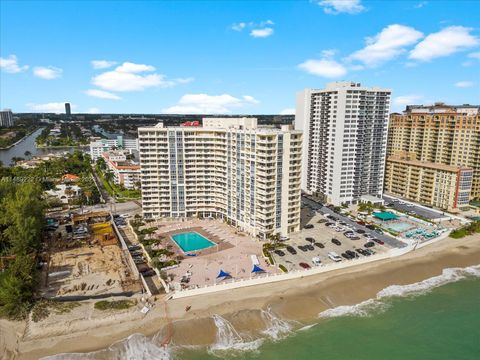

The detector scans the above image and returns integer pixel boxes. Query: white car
[312,257,322,266]
[328,252,342,262]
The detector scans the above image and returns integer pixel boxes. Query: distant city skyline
[1,0,479,114]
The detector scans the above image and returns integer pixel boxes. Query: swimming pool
[384,222,414,233]
[171,232,216,252]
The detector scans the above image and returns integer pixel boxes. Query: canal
[0,128,88,166]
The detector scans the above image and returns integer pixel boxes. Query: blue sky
[1,0,479,114]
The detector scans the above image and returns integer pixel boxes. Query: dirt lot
[41,243,140,298]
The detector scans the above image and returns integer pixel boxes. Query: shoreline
[3,234,480,359]
[0,127,40,150]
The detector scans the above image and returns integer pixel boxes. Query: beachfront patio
[148,218,279,290]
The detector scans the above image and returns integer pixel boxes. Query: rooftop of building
[387,155,473,173]
[304,81,391,93]
[139,117,301,134]
[399,103,480,115]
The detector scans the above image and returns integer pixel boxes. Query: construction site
[39,211,143,299]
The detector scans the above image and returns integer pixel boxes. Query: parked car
[312,257,321,266]
[341,253,352,259]
[373,238,385,245]
[286,246,297,255]
[346,250,358,258]
[356,220,366,225]
[274,250,286,257]
[331,238,342,246]
[304,224,314,229]
[306,244,315,251]
[375,229,384,234]
[299,262,311,269]
[364,241,375,248]
[366,224,376,230]
[128,245,141,251]
[356,229,366,234]
[314,242,325,249]
[298,245,308,252]
[328,252,342,262]
[141,270,156,277]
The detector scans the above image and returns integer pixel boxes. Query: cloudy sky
[1,0,479,114]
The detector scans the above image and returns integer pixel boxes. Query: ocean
[43,265,480,360]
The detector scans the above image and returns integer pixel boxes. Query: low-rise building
[384,152,473,212]
[90,135,139,161]
[102,150,140,189]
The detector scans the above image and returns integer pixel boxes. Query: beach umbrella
[216,269,231,279]
[251,264,265,273]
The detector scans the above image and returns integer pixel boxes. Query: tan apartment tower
[138,118,302,239]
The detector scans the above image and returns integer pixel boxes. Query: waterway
[0,127,87,166]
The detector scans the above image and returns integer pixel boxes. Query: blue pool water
[171,232,216,252]
[385,222,414,232]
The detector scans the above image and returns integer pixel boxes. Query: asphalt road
[382,195,445,220]
[301,195,407,248]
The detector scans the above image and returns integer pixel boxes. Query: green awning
[373,212,399,221]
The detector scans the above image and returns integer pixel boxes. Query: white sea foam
[41,333,171,360]
[298,323,317,332]
[208,314,263,356]
[260,307,292,340]
[319,264,480,319]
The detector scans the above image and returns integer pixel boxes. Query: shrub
[94,300,135,311]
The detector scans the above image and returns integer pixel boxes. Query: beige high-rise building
[384,152,473,211]
[138,118,302,239]
[386,103,480,205]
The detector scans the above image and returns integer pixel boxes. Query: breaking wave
[208,315,263,356]
[319,264,480,318]
[261,307,292,340]
[41,333,171,360]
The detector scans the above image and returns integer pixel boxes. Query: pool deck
[150,219,278,290]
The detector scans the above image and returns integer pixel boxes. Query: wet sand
[3,234,480,359]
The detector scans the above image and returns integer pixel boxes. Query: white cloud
[232,22,246,31]
[92,62,176,92]
[349,24,423,66]
[162,93,260,114]
[316,0,365,15]
[91,60,117,69]
[0,55,29,73]
[85,89,122,100]
[298,57,347,78]
[250,27,274,38]
[33,66,63,79]
[409,26,479,61]
[86,107,101,114]
[27,102,75,113]
[414,1,428,8]
[392,95,424,111]
[175,77,195,84]
[455,81,474,88]
[280,108,295,115]
[468,51,480,59]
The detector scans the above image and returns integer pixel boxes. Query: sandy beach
[2,234,479,359]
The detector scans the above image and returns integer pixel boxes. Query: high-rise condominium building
[65,103,71,116]
[384,151,473,211]
[295,81,391,206]
[138,118,303,239]
[387,103,480,201]
[0,109,14,128]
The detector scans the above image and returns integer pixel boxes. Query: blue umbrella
[217,270,231,278]
[251,264,265,273]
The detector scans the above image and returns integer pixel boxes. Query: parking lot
[271,206,393,271]
[383,194,446,220]
[302,196,406,248]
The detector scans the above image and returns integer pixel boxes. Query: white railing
[169,245,413,299]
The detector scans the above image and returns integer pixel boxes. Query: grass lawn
[97,167,140,200]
